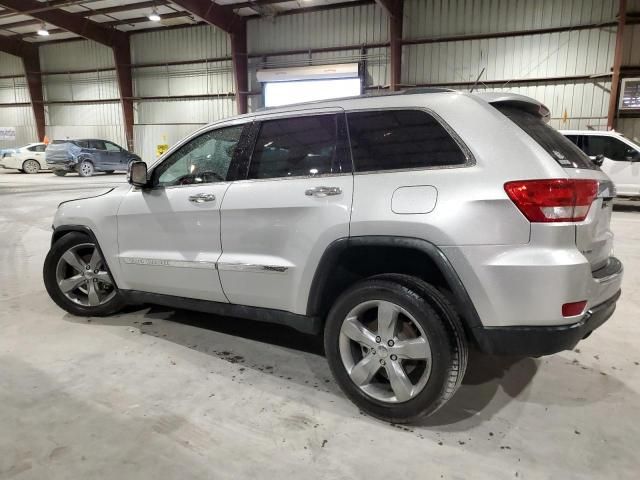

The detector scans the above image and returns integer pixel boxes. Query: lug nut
[379,359,386,366]
[390,354,397,361]
[371,349,376,355]
[93,279,98,283]
[387,339,394,347]
[86,265,91,270]
[375,336,381,343]
[94,269,99,274]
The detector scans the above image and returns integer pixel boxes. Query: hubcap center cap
[377,345,389,358]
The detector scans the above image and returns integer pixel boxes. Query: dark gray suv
[46,139,141,177]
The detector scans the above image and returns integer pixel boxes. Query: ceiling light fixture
[37,23,49,36]
[148,9,161,22]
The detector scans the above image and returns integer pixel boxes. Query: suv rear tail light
[504,179,598,222]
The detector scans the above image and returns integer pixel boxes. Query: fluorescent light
[37,24,49,36]
[148,9,161,21]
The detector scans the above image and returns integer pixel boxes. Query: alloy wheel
[23,160,39,174]
[339,300,432,403]
[55,243,115,307]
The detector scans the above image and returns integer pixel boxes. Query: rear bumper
[474,289,621,356]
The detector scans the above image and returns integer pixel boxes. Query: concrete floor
[1,169,639,479]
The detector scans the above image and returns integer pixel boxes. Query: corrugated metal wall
[403,0,619,130]
[2,0,638,153]
[131,25,235,160]
[0,52,37,148]
[247,3,389,109]
[38,41,127,147]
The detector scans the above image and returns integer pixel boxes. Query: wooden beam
[0,36,45,142]
[607,0,626,130]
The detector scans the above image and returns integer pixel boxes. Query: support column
[21,48,45,142]
[231,20,248,114]
[113,35,134,151]
[389,0,403,91]
[607,0,626,130]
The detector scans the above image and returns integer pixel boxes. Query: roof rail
[401,87,456,95]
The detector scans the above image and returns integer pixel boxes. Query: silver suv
[43,89,623,423]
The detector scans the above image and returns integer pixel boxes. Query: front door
[116,123,247,301]
[218,109,353,314]
[583,134,640,196]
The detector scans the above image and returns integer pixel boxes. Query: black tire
[53,170,67,177]
[103,170,115,174]
[324,275,467,423]
[77,160,94,177]
[22,159,40,174]
[43,232,125,317]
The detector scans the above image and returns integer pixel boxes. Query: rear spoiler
[475,92,551,123]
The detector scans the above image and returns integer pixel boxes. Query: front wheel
[43,232,125,316]
[324,275,467,423]
[22,159,40,174]
[77,160,94,177]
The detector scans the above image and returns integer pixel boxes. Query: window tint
[347,110,467,172]
[564,135,580,147]
[248,114,343,179]
[496,106,597,169]
[583,136,639,161]
[154,125,244,187]
[105,141,121,152]
[89,140,106,150]
[75,141,89,148]
[27,145,45,152]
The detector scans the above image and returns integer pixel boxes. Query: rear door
[583,134,640,196]
[218,108,353,314]
[87,140,107,168]
[104,141,126,170]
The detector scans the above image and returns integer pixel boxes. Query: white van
[561,130,640,197]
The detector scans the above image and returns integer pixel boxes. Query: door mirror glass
[128,161,148,187]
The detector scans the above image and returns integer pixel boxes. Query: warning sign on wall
[0,127,16,141]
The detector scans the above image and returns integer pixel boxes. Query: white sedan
[0,143,49,174]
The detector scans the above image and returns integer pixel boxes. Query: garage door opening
[257,63,361,108]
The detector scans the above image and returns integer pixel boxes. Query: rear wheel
[43,232,125,316]
[53,170,67,177]
[22,159,40,174]
[77,160,94,177]
[324,275,467,423]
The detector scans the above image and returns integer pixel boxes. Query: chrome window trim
[231,171,352,185]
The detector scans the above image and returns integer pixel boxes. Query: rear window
[495,105,597,170]
[347,110,468,172]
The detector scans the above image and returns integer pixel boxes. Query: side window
[27,145,37,152]
[105,142,121,152]
[347,110,467,172]
[564,135,580,147]
[76,141,88,148]
[154,124,244,187]
[36,144,46,152]
[89,140,106,150]
[248,114,344,180]
[584,136,635,161]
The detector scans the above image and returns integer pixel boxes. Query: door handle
[305,186,342,198]
[189,193,216,203]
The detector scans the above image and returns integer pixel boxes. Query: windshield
[495,105,597,170]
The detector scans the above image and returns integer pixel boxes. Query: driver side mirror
[128,161,148,187]
[590,154,605,167]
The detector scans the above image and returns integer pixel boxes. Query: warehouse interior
[1,1,640,478]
